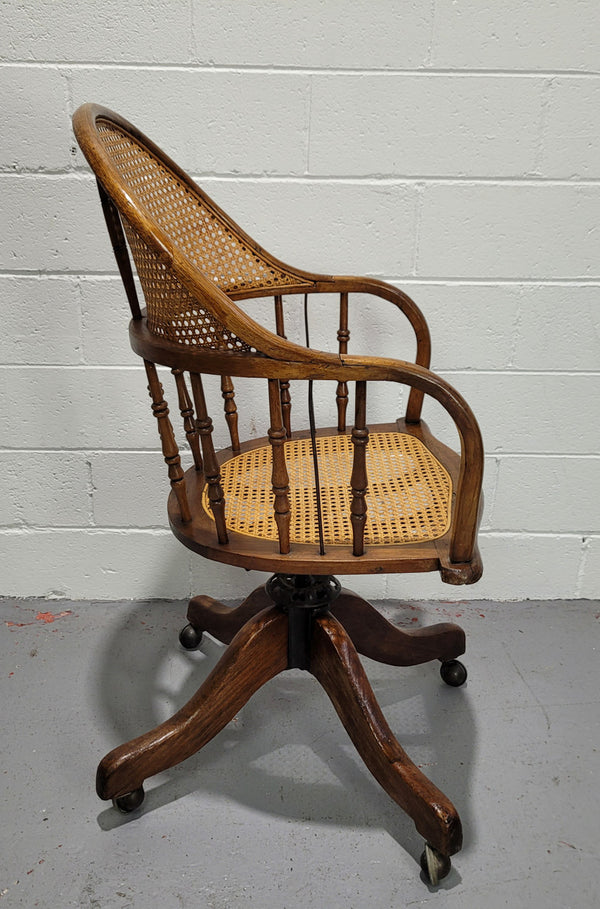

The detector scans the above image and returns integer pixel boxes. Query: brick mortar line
[3,271,600,286]
[5,170,600,185]
[2,62,600,76]
[1,448,599,459]
[0,526,173,534]
[2,364,598,376]
[1,526,596,538]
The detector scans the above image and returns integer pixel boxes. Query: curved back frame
[73,103,483,577]
[73,105,430,375]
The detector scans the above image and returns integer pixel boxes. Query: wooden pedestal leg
[186,584,272,645]
[311,612,462,857]
[97,605,288,802]
[331,589,465,666]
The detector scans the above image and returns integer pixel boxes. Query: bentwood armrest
[232,275,432,365]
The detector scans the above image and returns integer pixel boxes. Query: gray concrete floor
[1,595,598,908]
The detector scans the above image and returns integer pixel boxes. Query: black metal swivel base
[265,573,342,669]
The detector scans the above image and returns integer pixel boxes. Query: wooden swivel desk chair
[73,103,483,885]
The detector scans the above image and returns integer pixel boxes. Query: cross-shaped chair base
[97,575,467,885]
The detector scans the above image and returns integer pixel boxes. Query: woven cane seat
[202,431,452,546]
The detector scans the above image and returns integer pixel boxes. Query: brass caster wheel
[420,843,451,886]
[440,659,468,687]
[179,623,203,650]
[112,786,145,813]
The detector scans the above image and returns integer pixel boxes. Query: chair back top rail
[73,104,430,372]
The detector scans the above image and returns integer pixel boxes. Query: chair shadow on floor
[93,597,477,879]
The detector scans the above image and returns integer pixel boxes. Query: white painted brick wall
[1,1,598,600]
[308,75,544,176]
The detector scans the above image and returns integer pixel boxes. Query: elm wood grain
[185,583,465,664]
[98,593,461,858]
[393,417,484,584]
[350,381,369,557]
[97,606,288,801]
[274,295,292,437]
[267,378,291,554]
[144,360,191,523]
[187,585,272,645]
[280,379,292,438]
[189,372,228,544]
[171,368,203,470]
[330,590,465,665]
[220,375,240,452]
[310,613,462,856]
[336,291,350,432]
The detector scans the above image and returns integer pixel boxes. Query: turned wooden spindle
[267,378,291,554]
[144,360,191,522]
[190,373,228,544]
[274,295,292,437]
[336,291,350,432]
[171,368,203,470]
[350,380,369,557]
[220,375,240,452]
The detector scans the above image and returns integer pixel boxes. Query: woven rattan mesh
[202,431,452,546]
[123,219,253,351]
[97,119,302,348]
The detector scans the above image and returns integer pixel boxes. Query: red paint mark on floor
[6,610,73,629]
[35,610,72,624]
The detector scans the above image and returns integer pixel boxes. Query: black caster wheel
[179,623,203,650]
[112,786,145,813]
[420,843,451,886]
[440,659,468,687]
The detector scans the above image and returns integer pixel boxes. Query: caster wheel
[112,786,145,813]
[179,623,203,650]
[420,843,451,886]
[440,659,467,687]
